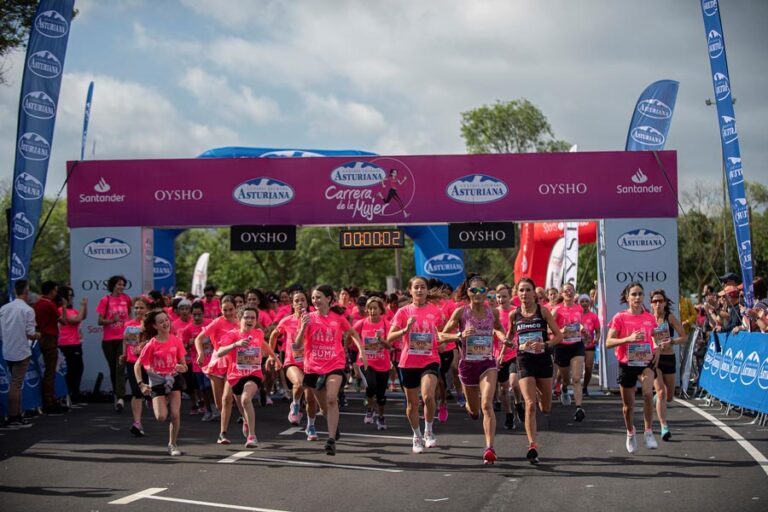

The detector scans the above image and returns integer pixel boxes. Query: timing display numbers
[339,228,405,250]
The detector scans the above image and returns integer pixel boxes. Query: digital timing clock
[339,228,405,250]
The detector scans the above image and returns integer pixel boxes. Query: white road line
[278,427,302,436]
[218,451,254,464]
[315,430,413,441]
[110,487,293,511]
[109,487,167,504]
[674,398,768,479]
[245,456,403,473]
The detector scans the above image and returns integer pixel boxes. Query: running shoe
[167,443,182,456]
[129,422,145,437]
[211,408,221,420]
[376,416,387,431]
[573,407,586,423]
[457,393,466,408]
[661,425,671,441]
[266,397,274,406]
[483,446,497,465]
[503,413,516,430]
[626,432,637,454]
[242,421,249,440]
[114,398,124,413]
[201,410,213,422]
[560,388,571,407]
[236,415,243,424]
[412,435,425,454]
[245,435,258,448]
[424,431,437,448]
[364,411,374,424]
[288,403,302,425]
[306,424,318,441]
[526,443,539,464]
[325,438,336,456]
[8,416,30,426]
[217,432,231,445]
[644,431,658,449]
[438,403,449,423]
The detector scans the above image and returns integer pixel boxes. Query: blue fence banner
[0,342,68,417]
[625,80,679,152]
[8,0,76,297]
[80,80,94,160]
[700,0,754,306]
[700,332,768,414]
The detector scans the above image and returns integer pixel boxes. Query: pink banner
[67,151,677,228]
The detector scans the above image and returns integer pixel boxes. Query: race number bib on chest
[408,332,433,356]
[236,346,261,371]
[465,335,493,361]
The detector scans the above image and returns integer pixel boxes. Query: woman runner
[495,283,524,430]
[578,294,600,396]
[124,296,150,436]
[57,286,87,404]
[354,296,392,430]
[552,283,587,421]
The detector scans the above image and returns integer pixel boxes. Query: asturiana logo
[0,365,9,394]
[330,161,387,188]
[27,50,62,78]
[424,253,464,276]
[630,126,665,147]
[720,348,733,380]
[637,99,672,119]
[732,197,749,228]
[22,91,56,119]
[14,172,44,200]
[18,132,50,161]
[233,177,294,207]
[741,351,760,386]
[446,174,508,204]
[730,350,744,383]
[24,367,40,389]
[721,116,738,144]
[708,30,723,59]
[758,356,768,390]
[726,157,744,185]
[702,0,718,17]
[12,212,35,240]
[740,240,752,271]
[154,256,173,279]
[617,229,666,252]
[10,253,26,279]
[35,10,69,38]
[713,72,730,102]
[83,237,132,260]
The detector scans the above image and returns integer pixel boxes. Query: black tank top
[513,304,549,357]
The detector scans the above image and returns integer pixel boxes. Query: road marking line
[109,487,167,504]
[245,456,403,473]
[218,451,253,464]
[675,398,768,478]
[278,427,302,436]
[314,430,412,441]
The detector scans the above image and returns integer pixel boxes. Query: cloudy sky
[1,0,766,209]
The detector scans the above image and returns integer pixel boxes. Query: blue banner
[625,80,679,152]
[700,332,768,414]
[8,0,76,297]
[80,80,93,160]
[700,0,754,306]
[0,342,68,417]
[403,226,465,289]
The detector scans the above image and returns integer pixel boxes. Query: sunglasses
[651,299,665,304]
[469,287,487,294]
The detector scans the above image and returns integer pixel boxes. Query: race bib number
[364,336,381,358]
[465,335,493,361]
[519,331,544,354]
[563,323,582,344]
[291,343,304,363]
[236,346,261,372]
[652,323,670,345]
[124,326,141,346]
[627,343,652,367]
[408,332,433,356]
[201,337,213,357]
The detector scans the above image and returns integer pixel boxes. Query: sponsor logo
[720,116,738,144]
[726,157,744,185]
[18,132,50,161]
[83,237,132,260]
[81,279,133,292]
[27,50,62,78]
[702,0,718,17]
[730,350,743,383]
[711,349,722,376]
[154,256,173,279]
[259,150,325,158]
[330,161,387,188]
[154,189,204,201]
[0,365,9,394]
[630,126,665,147]
[446,174,508,203]
[537,183,588,196]
[617,229,666,252]
[424,253,464,277]
[79,178,126,203]
[740,240,752,271]
[57,353,67,376]
[708,30,723,59]
[25,367,40,388]
[720,348,733,380]
[732,197,749,228]
[632,169,648,184]
[22,91,56,119]
[758,356,768,390]
[615,271,667,283]
[233,177,294,207]
[637,99,672,119]
[12,212,35,240]
[14,172,44,200]
[741,351,760,386]
[521,254,529,273]
[95,178,110,193]
[702,341,715,371]
[617,169,663,195]
[35,10,69,38]
[11,253,26,279]
[713,72,730,102]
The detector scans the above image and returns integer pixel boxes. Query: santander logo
[94,178,111,193]
[631,169,648,184]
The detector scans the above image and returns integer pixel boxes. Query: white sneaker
[560,391,571,407]
[167,443,182,456]
[363,411,374,424]
[412,435,425,454]
[644,431,658,449]
[626,432,637,454]
[424,431,437,448]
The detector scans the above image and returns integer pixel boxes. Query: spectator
[0,280,40,424]
[717,285,742,333]
[34,280,67,413]
[57,286,88,403]
[96,275,132,411]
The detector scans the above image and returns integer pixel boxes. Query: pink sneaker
[438,403,448,423]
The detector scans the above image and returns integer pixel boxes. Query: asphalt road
[1,389,766,512]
